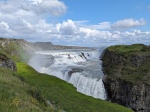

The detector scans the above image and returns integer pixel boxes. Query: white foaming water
[28,49,107,100]
[69,73,106,99]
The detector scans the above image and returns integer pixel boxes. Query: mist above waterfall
[28,48,107,100]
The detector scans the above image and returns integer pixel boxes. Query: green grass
[0,67,55,112]
[16,62,133,112]
[108,44,150,55]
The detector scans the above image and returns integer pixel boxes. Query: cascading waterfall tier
[28,49,107,100]
[69,73,106,99]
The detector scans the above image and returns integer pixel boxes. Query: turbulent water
[28,48,107,100]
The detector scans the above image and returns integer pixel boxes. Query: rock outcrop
[102,44,150,112]
[0,54,16,71]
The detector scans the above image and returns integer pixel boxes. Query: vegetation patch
[16,62,133,112]
[0,67,54,112]
[108,44,150,55]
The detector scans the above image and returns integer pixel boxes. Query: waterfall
[28,49,107,100]
[69,73,106,99]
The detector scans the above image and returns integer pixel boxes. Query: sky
[0,0,150,47]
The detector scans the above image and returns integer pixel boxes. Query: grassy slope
[16,62,133,112]
[0,67,54,112]
[108,44,150,55]
[105,44,150,84]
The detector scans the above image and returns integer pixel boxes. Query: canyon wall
[102,44,150,112]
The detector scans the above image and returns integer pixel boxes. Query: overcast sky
[0,0,150,46]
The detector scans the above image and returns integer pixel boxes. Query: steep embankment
[102,44,150,112]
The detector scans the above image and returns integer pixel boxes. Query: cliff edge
[102,44,150,112]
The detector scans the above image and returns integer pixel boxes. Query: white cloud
[0,22,10,31]
[88,22,111,30]
[0,0,149,46]
[28,0,43,5]
[58,19,79,36]
[111,18,146,30]
[0,21,15,37]
[0,17,149,46]
[21,0,67,16]
[0,0,66,17]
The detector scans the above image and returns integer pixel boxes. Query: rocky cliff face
[102,44,150,112]
[0,54,16,71]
